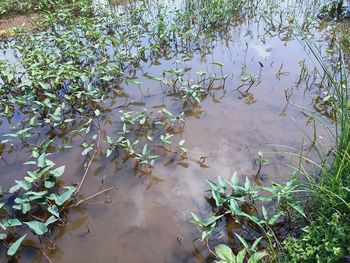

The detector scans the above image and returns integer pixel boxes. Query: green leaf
[142,144,148,156]
[7,234,26,256]
[289,202,306,218]
[268,211,284,225]
[48,205,59,217]
[210,62,224,67]
[126,79,142,85]
[212,188,223,207]
[236,249,247,263]
[244,176,251,190]
[0,233,7,240]
[235,233,250,251]
[38,153,47,168]
[82,145,93,156]
[50,166,65,177]
[191,212,202,224]
[262,205,268,220]
[204,214,223,227]
[55,186,76,206]
[230,171,239,187]
[5,219,22,227]
[106,148,113,158]
[24,221,48,235]
[27,171,39,180]
[218,176,226,189]
[206,179,218,191]
[247,251,267,263]
[251,237,262,252]
[15,180,32,191]
[44,177,56,188]
[45,216,58,226]
[21,203,31,214]
[229,199,240,214]
[215,244,235,262]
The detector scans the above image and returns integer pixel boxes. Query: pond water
[0,0,340,262]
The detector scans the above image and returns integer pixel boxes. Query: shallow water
[0,0,338,262]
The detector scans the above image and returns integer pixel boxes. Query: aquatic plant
[0,0,345,261]
[280,33,350,262]
[191,170,305,259]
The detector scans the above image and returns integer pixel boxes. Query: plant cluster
[0,0,83,16]
[0,0,234,259]
[192,168,306,262]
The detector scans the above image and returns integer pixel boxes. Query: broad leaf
[215,244,235,262]
[24,221,48,235]
[50,166,65,177]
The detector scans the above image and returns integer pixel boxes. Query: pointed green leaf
[235,233,250,251]
[7,234,26,256]
[38,153,47,168]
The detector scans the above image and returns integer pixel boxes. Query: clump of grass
[282,35,350,262]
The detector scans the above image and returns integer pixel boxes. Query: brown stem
[76,127,101,193]
[72,186,114,208]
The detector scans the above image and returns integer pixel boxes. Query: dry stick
[23,243,54,263]
[76,128,101,194]
[40,249,54,263]
[72,186,114,208]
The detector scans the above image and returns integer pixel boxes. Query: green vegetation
[0,0,233,259]
[0,0,76,16]
[192,34,350,263]
[191,171,305,262]
[280,37,350,262]
[0,0,350,261]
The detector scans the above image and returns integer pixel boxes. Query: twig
[24,243,54,263]
[76,127,101,193]
[72,186,114,208]
[41,249,54,263]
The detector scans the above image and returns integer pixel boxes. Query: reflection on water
[0,0,338,262]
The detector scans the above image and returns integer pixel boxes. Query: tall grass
[283,34,350,262]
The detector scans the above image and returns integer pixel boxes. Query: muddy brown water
[0,1,338,262]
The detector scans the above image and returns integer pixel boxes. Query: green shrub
[283,212,350,263]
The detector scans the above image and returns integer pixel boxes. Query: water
[0,0,339,262]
